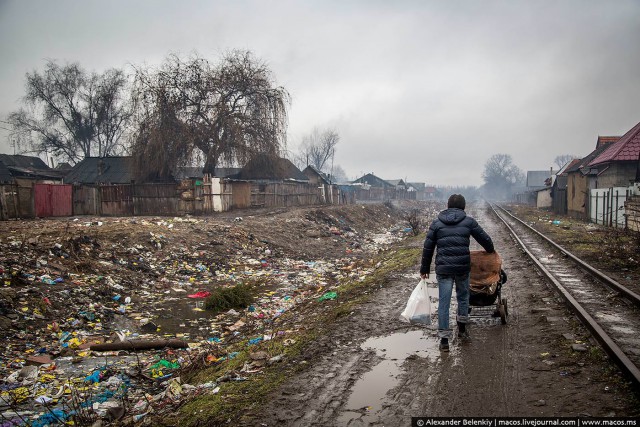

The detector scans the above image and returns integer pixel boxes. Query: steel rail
[493,204,640,306]
[488,203,640,387]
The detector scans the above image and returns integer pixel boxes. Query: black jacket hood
[438,208,467,225]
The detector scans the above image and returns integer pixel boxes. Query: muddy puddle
[153,297,215,337]
[336,329,440,425]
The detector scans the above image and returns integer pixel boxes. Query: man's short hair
[447,194,466,210]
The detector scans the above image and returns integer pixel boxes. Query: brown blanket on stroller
[470,250,502,295]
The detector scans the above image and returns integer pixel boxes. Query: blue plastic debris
[248,337,263,346]
[85,370,101,383]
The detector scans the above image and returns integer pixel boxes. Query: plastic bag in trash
[400,279,431,325]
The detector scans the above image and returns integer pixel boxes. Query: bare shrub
[404,208,424,236]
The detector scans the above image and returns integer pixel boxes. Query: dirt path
[254,204,638,426]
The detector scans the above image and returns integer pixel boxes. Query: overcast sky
[1,0,639,186]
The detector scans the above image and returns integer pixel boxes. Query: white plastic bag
[400,279,432,325]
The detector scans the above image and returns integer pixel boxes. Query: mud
[251,203,639,426]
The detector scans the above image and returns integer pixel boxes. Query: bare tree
[482,154,524,200]
[295,128,339,172]
[554,154,576,169]
[130,50,290,180]
[7,61,131,164]
[330,164,348,183]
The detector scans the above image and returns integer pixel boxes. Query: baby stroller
[469,250,508,324]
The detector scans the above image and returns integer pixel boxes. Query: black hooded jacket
[420,208,494,276]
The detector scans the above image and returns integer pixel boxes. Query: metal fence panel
[589,186,631,228]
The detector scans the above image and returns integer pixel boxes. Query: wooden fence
[552,188,567,215]
[1,180,40,219]
[351,187,414,202]
[1,178,351,219]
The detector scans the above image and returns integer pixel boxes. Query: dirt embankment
[0,202,428,426]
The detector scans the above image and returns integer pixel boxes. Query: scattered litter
[318,291,338,301]
[0,204,416,424]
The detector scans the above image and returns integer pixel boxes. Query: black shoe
[439,338,449,351]
[457,321,470,339]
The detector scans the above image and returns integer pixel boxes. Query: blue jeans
[436,273,470,339]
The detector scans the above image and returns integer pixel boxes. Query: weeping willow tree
[130,50,290,181]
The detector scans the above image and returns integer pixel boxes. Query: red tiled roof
[589,120,640,166]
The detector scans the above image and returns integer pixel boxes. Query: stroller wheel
[499,302,507,324]
[502,298,508,317]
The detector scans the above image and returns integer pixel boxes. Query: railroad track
[490,203,640,387]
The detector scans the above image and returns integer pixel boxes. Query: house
[588,120,640,188]
[233,154,308,182]
[386,179,413,199]
[351,173,396,201]
[352,173,394,188]
[551,158,581,215]
[301,165,351,204]
[424,186,439,200]
[174,167,204,180]
[535,187,553,209]
[64,157,135,184]
[519,170,554,205]
[173,167,243,181]
[565,136,619,218]
[0,154,63,182]
[302,165,332,185]
[350,173,415,201]
[0,159,13,184]
[386,179,406,190]
[408,182,425,200]
[526,170,554,191]
[0,154,66,219]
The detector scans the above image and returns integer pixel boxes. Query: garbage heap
[0,204,417,426]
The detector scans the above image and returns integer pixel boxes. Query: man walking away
[419,194,494,351]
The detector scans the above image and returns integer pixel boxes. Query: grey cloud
[1,0,639,185]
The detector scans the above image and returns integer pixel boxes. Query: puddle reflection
[337,329,439,425]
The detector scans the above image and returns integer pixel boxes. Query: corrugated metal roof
[64,157,134,184]
[590,120,640,166]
